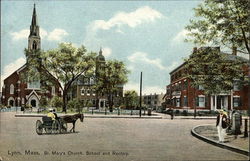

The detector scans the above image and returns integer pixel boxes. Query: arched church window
[10,84,14,94]
[32,41,37,50]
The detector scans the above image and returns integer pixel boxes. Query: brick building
[69,49,123,109]
[1,4,60,108]
[164,47,249,112]
[143,93,164,110]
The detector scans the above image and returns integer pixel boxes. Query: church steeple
[31,4,38,28]
[96,47,105,62]
[28,3,40,50]
[99,47,103,55]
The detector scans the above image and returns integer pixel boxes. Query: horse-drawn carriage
[36,117,67,135]
[35,113,84,135]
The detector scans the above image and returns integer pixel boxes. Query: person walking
[216,109,228,143]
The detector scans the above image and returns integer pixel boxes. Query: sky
[1,0,205,94]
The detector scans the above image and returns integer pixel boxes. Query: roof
[4,64,27,81]
[169,61,186,75]
[222,53,249,63]
[169,47,249,75]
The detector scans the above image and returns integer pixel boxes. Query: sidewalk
[152,112,217,119]
[14,112,162,119]
[192,124,250,156]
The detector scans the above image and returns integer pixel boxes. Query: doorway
[216,96,228,110]
[31,99,36,107]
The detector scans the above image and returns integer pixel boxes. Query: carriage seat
[42,116,53,125]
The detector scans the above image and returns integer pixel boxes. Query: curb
[15,114,162,119]
[191,125,249,156]
[179,117,216,120]
[84,115,162,119]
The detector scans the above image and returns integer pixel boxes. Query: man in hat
[216,109,228,143]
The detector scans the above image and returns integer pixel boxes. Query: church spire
[31,3,38,27]
[28,3,40,50]
[29,3,40,37]
[99,47,103,55]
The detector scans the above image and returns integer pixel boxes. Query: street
[0,112,248,161]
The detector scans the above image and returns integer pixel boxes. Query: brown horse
[60,113,84,132]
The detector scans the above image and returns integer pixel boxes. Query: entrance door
[31,99,36,107]
[100,101,104,108]
[217,96,222,109]
[9,100,14,107]
[216,96,228,110]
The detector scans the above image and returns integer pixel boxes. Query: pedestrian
[216,109,228,143]
[170,109,174,120]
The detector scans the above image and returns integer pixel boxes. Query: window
[233,97,241,107]
[198,96,205,107]
[32,41,37,50]
[81,88,85,95]
[28,81,40,89]
[183,81,188,90]
[176,98,180,107]
[183,96,188,107]
[52,86,55,96]
[92,99,96,106]
[198,85,204,90]
[154,101,157,105]
[233,83,240,91]
[89,78,95,85]
[22,98,25,104]
[10,84,14,94]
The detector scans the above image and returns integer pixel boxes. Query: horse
[60,113,84,133]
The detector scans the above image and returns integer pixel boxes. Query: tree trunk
[62,91,67,113]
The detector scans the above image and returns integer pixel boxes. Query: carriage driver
[47,108,56,120]
[53,109,59,120]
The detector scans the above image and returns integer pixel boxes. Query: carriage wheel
[60,121,68,133]
[52,120,61,134]
[36,120,43,135]
[45,127,52,134]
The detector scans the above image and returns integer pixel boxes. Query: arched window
[52,86,55,96]
[10,84,14,94]
[32,41,37,50]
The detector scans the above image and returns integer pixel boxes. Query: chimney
[232,46,237,56]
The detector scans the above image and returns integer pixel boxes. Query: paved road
[0,112,248,161]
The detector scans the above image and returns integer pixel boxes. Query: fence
[0,107,21,112]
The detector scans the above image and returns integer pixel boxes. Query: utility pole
[139,72,142,117]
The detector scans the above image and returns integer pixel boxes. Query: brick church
[1,4,60,108]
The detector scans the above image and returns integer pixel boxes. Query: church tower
[96,47,106,76]
[28,4,40,51]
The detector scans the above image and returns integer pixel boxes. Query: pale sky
[1,0,204,94]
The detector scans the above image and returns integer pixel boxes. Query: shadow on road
[38,131,80,135]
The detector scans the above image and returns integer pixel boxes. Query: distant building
[143,93,164,110]
[1,4,60,108]
[70,49,123,109]
[164,47,249,112]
